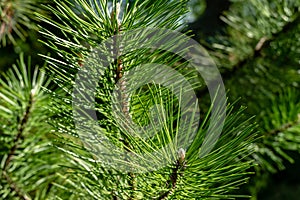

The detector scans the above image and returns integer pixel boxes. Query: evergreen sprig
[202,0,300,198]
[3,0,298,199]
[0,0,45,46]
[0,54,66,199]
[36,0,258,199]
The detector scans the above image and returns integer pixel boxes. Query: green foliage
[209,0,300,70]
[36,0,257,199]
[0,54,66,199]
[0,0,299,199]
[200,0,300,198]
[253,89,300,171]
[0,0,45,46]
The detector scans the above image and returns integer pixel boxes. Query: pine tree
[0,0,299,199]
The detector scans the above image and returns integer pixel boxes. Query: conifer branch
[221,13,300,80]
[196,13,300,98]
[128,172,137,200]
[158,149,186,200]
[2,89,35,200]
[35,0,259,198]
[4,90,34,169]
[112,4,136,199]
[0,1,13,37]
[1,171,31,200]
[265,114,300,137]
[0,0,41,46]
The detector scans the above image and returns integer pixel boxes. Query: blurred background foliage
[0,0,50,70]
[0,0,300,199]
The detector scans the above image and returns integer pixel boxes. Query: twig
[110,3,137,199]
[158,148,186,200]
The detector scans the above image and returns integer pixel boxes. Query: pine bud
[177,148,185,164]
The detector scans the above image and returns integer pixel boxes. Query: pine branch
[1,172,31,200]
[0,1,13,38]
[158,166,178,200]
[0,0,43,46]
[1,81,35,200]
[158,148,186,200]
[3,90,34,170]
[196,12,300,99]
[249,88,300,175]
[128,172,137,200]
[0,54,63,199]
[220,12,300,80]
[112,4,136,199]
[265,115,300,137]
[38,1,257,199]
